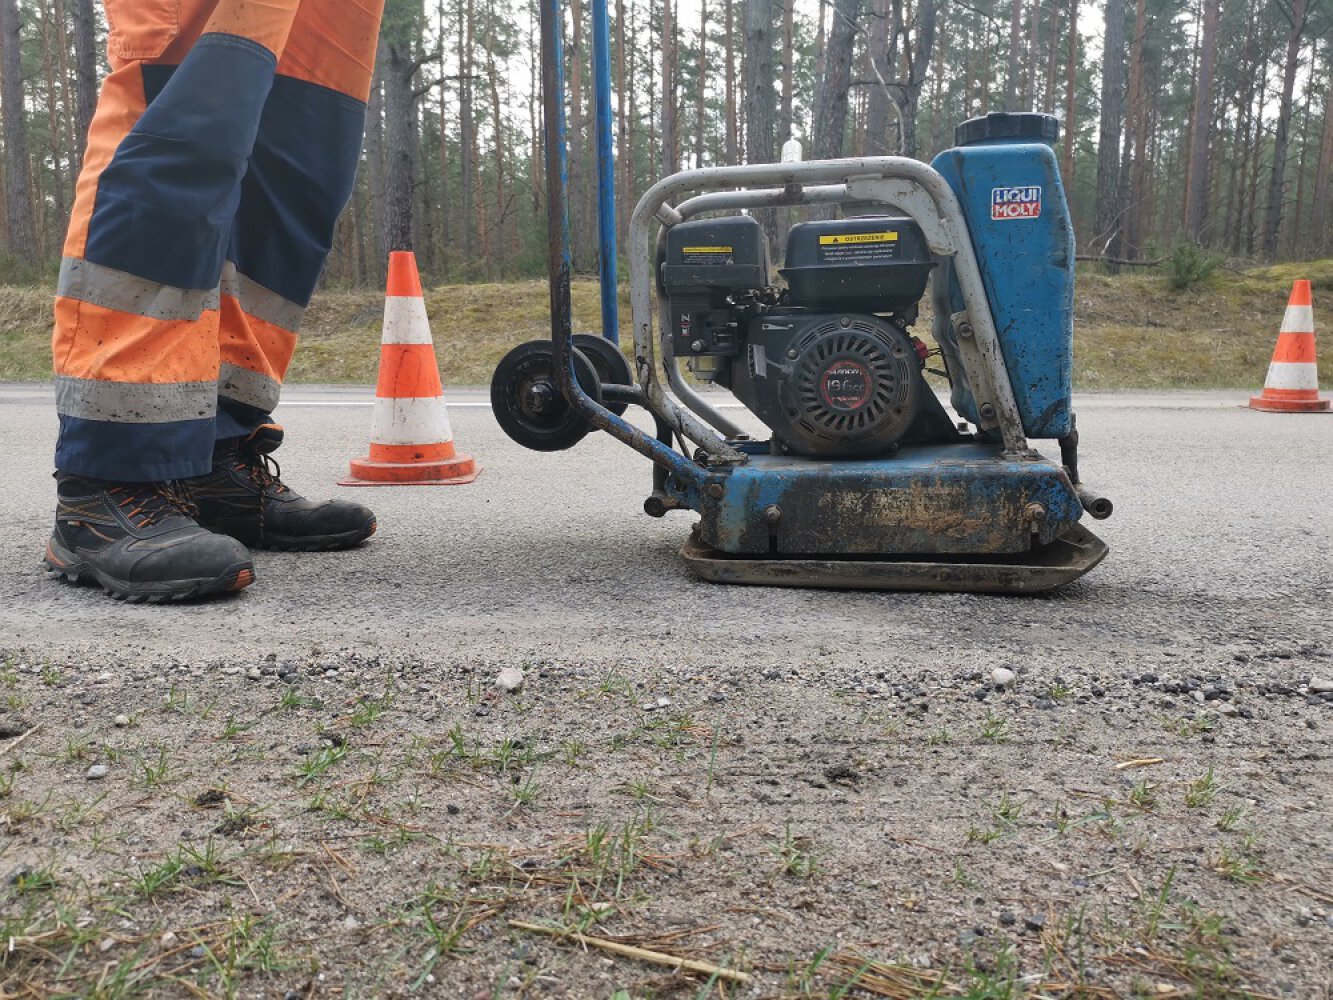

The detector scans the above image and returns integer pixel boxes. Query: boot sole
[211,520,377,552]
[43,540,255,604]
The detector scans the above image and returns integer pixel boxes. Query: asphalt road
[2,384,1330,670]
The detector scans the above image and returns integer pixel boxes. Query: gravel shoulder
[1,648,1331,998]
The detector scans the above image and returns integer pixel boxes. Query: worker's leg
[190,0,383,551]
[214,0,384,437]
[53,0,302,482]
[46,0,305,600]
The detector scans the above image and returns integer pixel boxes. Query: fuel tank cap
[955,112,1059,147]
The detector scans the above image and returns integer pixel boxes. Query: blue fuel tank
[930,113,1074,439]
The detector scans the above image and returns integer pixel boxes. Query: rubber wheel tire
[573,334,634,417]
[490,340,604,452]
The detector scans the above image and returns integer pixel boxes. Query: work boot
[190,425,377,551]
[44,475,255,602]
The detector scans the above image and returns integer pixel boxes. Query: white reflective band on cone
[1263,362,1320,391]
[381,297,435,345]
[1280,305,1315,333]
[369,396,455,445]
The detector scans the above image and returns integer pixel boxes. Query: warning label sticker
[816,231,900,264]
[991,186,1042,220]
[681,246,734,265]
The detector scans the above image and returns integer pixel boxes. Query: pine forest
[0,0,1329,290]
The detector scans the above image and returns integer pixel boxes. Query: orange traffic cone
[1249,279,1330,413]
[341,252,481,485]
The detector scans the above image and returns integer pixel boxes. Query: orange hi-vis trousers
[53,0,384,481]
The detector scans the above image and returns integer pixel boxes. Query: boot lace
[233,450,291,497]
[226,448,291,541]
[109,482,197,528]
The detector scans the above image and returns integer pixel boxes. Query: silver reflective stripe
[219,262,306,334]
[57,258,219,321]
[218,361,281,412]
[55,375,216,424]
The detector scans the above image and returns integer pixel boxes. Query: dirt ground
[2,640,1330,999]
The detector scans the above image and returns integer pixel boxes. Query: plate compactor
[491,0,1111,592]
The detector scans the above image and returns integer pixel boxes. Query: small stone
[86,764,110,780]
[494,667,525,693]
[342,914,361,931]
[998,911,1017,926]
[159,931,177,947]
[1023,914,1046,932]
[446,803,460,815]
[0,717,34,739]
[1091,686,1106,697]
[656,696,672,709]
[1308,676,1333,694]
[1035,698,1056,710]
[246,667,262,680]
[991,667,1016,688]
[113,714,130,728]
[1191,690,1206,704]
[99,937,116,953]
[1216,702,1239,717]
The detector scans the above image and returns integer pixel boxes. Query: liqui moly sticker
[992,186,1042,220]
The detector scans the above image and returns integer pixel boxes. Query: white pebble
[86,764,110,780]
[113,714,130,728]
[1309,676,1333,693]
[991,667,1016,688]
[494,667,525,693]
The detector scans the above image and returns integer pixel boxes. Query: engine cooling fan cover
[777,314,919,456]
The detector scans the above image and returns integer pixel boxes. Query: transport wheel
[490,340,603,451]
[572,334,634,417]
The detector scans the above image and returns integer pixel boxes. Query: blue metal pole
[540,0,574,379]
[590,0,619,343]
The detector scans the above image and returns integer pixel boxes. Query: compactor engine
[663,215,952,459]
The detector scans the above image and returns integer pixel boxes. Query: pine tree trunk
[69,0,97,172]
[864,0,892,156]
[1311,45,1333,256]
[383,42,416,251]
[742,0,776,163]
[812,0,860,160]
[366,53,387,281]
[38,2,67,251]
[458,0,475,262]
[615,0,628,239]
[1093,0,1125,264]
[660,0,676,175]
[694,0,706,167]
[1183,0,1218,244]
[0,0,37,259]
[1061,0,1077,186]
[1122,0,1147,258]
[1004,0,1022,110]
[724,0,738,164]
[898,0,936,160]
[779,0,794,142]
[438,0,452,265]
[1261,0,1308,259]
[1025,0,1040,108]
